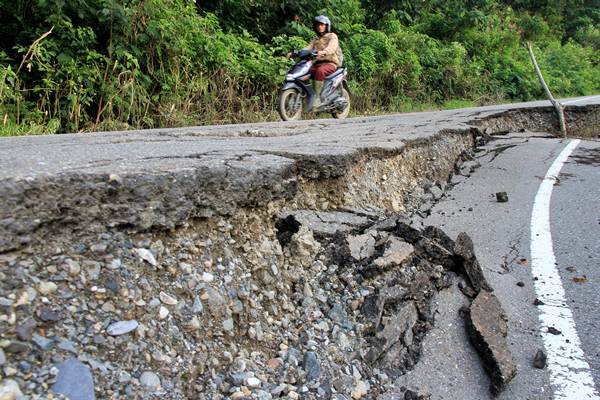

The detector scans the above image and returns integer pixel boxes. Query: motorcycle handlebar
[293,49,318,60]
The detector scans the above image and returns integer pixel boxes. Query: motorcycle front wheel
[278,89,303,121]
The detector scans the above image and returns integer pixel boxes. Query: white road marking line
[562,95,600,105]
[530,139,599,400]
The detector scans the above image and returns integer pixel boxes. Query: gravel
[0,154,496,399]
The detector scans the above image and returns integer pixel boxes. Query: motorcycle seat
[325,67,346,80]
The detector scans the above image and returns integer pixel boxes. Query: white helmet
[313,15,331,35]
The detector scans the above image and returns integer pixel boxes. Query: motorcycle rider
[303,15,343,110]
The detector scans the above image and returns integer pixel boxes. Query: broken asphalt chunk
[278,210,373,238]
[466,291,517,395]
[373,237,415,268]
[453,232,492,293]
[417,226,456,270]
[347,232,376,261]
[533,349,547,369]
[495,192,509,202]
[458,280,476,298]
[533,298,545,306]
[362,301,418,365]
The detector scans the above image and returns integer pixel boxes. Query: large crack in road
[0,102,598,399]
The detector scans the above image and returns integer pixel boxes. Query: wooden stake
[526,41,567,137]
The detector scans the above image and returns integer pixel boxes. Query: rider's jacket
[305,33,343,67]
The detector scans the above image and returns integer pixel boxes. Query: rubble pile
[0,199,503,399]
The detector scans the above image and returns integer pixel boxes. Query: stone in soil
[351,380,370,399]
[51,358,95,400]
[15,318,37,341]
[106,320,139,336]
[303,351,321,382]
[4,341,29,354]
[159,291,178,305]
[38,281,58,295]
[466,291,517,395]
[135,248,157,266]
[39,307,61,322]
[32,333,54,351]
[140,371,161,392]
[0,379,23,400]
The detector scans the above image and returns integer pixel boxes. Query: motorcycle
[278,49,350,121]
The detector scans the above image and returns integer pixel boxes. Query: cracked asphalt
[384,133,600,399]
[0,96,598,398]
[0,98,595,181]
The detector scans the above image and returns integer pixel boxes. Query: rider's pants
[310,62,337,81]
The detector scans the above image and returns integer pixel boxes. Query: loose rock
[38,281,58,295]
[159,291,178,305]
[303,351,321,382]
[347,232,376,261]
[135,248,157,266]
[533,298,545,306]
[0,379,23,400]
[15,318,37,341]
[373,237,414,268]
[547,327,562,335]
[140,371,161,392]
[51,359,95,400]
[495,192,509,202]
[533,349,547,369]
[106,320,139,336]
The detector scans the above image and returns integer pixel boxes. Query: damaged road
[387,134,600,399]
[0,98,599,399]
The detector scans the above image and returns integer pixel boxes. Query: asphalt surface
[0,97,598,181]
[384,134,600,399]
[552,140,600,389]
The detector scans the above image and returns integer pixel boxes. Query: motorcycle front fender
[281,82,303,92]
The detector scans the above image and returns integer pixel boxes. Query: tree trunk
[526,41,567,137]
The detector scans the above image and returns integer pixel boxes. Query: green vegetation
[0,0,598,135]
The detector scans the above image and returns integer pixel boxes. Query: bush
[0,0,598,135]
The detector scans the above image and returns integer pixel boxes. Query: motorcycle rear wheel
[278,89,303,121]
[331,88,350,119]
